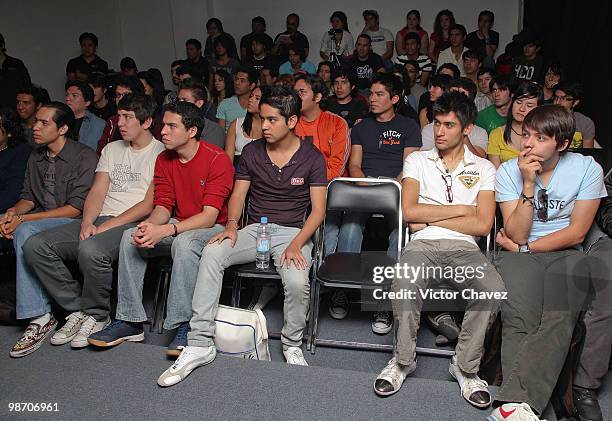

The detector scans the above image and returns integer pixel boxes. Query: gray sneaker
[51,311,88,345]
[70,316,110,348]
[157,345,216,387]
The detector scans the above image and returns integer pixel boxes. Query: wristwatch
[518,243,530,253]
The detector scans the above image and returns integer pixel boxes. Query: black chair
[307,177,403,353]
[149,257,173,333]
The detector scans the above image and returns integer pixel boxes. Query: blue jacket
[79,110,106,151]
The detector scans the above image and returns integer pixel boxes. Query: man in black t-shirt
[273,14,310,63]
[240,16,274,62]
[66,33,108,81]
[332,74,421,333]
[0,33,32,108]
[512,35,544,83]
[465,11,499,69]
[245,34,278,74]
[327,68,369,128]
[346,34,385,96]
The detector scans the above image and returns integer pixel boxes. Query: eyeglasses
[537,189,548,221]
[441,174,453,203]
[553,95,574,102]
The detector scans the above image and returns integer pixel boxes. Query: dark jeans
[494,250,591,414]
[575,236,612,389]
[23,217,136,321]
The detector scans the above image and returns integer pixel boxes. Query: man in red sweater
[89,101,234,355]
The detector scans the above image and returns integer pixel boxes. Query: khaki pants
[392,239,504,374]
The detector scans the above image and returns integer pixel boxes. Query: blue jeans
[115,223,224,330]
[14,218,75,319]
[337,212,399,257]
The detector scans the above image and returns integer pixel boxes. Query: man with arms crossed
[374,92,503,409]
[157,86,327,386]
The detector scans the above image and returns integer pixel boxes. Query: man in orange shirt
[294,74,350,180]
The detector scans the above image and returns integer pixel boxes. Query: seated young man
[331,73,421,330]
[571,171,612,421]
[88,101,233,355]
[373,92,503,409]
[490,104,606,420]
[3,102,99,358]
[326,68,369,129]
[157,86,327,387]
[21,94,165,349]
[294,74,350,182]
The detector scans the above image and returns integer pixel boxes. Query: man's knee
[171,231,204,257]
[282,270,309,297]
[22,233,49,263]
[78,237,112,266]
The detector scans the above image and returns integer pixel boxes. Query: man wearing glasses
[553,81,595,148]
[374,92,503,409]
[490,104,606,420]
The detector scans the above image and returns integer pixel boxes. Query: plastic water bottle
[256,217,271,269]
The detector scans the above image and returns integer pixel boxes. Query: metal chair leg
[310,282,322,355]
[231,274,242,307]
[158,270,171,334]
[151,269,164,333]
[306,277,318,352]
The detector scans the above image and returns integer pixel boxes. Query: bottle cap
[261,217,268,224]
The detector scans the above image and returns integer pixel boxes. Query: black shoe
[167,322,190,357]
[426,312,459,343]
[573,386,603,421]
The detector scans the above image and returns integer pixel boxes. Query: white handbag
[213,305,271,361]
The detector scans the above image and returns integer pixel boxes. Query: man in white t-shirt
[361,10,394,66]
[22,93,165,349]
[373,92,504,411]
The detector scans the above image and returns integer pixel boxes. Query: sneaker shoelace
[331,291,348,307]
[60,312,85,333]
[463,374,489,393]
[79,317,99,336]
[432,312,454,325]
[172,347,197,370]
[373,311,391,324]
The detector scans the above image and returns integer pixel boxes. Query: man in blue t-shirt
[490,104,607,420]
[328,73,421,332]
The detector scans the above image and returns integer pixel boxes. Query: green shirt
[475,105,506,135]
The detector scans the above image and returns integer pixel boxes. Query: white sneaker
[487,403,544,420]
[449,355,491,408]
[157,345,216,387]
[374,357,416,396]
[283,346,308,366]
[70,315,110,348]
[51,311,88,345]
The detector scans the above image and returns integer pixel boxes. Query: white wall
[0,0,519,101]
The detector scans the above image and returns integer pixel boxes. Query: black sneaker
[371,311,393,335]
[87,319,144,347]
[167,322,190,357]
[328,290,349,319]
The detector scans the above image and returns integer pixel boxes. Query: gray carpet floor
[0,285,611,420]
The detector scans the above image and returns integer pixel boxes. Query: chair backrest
[324,177,403,260]
[327,178,401,215]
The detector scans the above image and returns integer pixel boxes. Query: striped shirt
[395,54,433,83]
